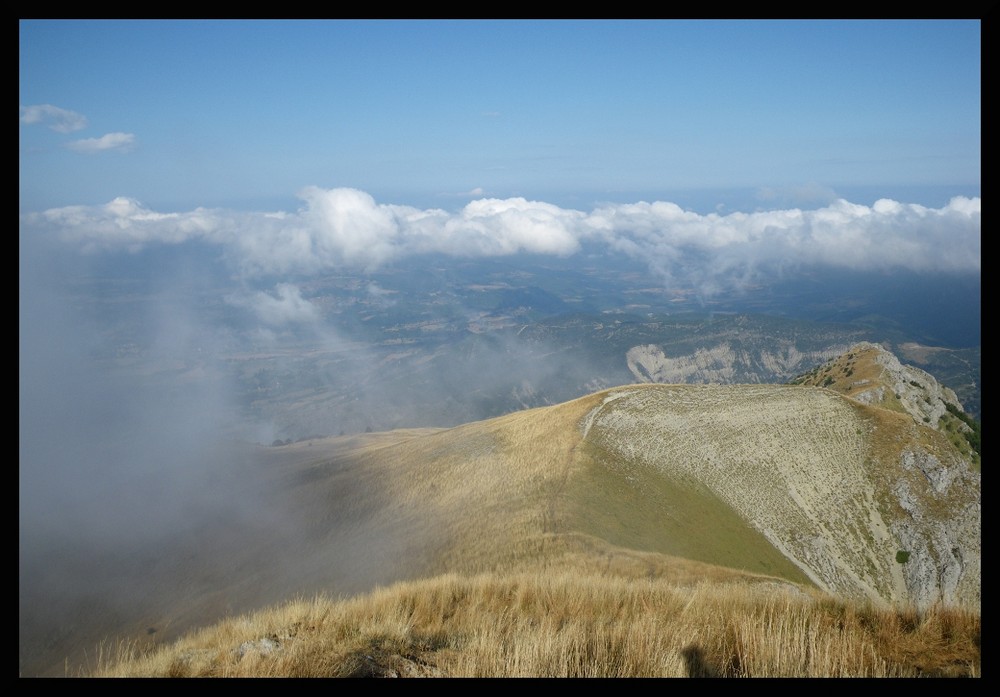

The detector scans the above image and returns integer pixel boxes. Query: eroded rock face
[625,341,848,386]
[626,343,739,383]
[892,450,980,609]
[901,450,956,495]
[868,343,964,428]
[853,385,885,406]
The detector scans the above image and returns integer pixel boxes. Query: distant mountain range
[228,310,980,442]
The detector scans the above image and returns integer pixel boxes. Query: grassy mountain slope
[580,382,979,608]
[50,346,980,677]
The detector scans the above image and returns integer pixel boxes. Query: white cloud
[439,186,486,198]
[66,132,136,154]
[226,284,320,326]
[23,197,220,253]
[21,189,981,290]
[20,104,88,133]
[584,196,980,282]
[298,186,403,269]
[442,197,585,257]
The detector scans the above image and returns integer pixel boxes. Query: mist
[18,229,422,676]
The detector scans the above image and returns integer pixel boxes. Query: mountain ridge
[25,343,981,676]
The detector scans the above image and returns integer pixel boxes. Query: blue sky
[20,20,980,215]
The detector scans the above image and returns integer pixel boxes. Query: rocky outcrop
[802,341,966,431]
[891,448,980,609]
[867,341,964,426]
[626,341,849,386]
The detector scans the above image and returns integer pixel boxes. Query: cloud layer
[21,188,981,293]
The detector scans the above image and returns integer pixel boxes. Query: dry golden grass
[93,570,979,678]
